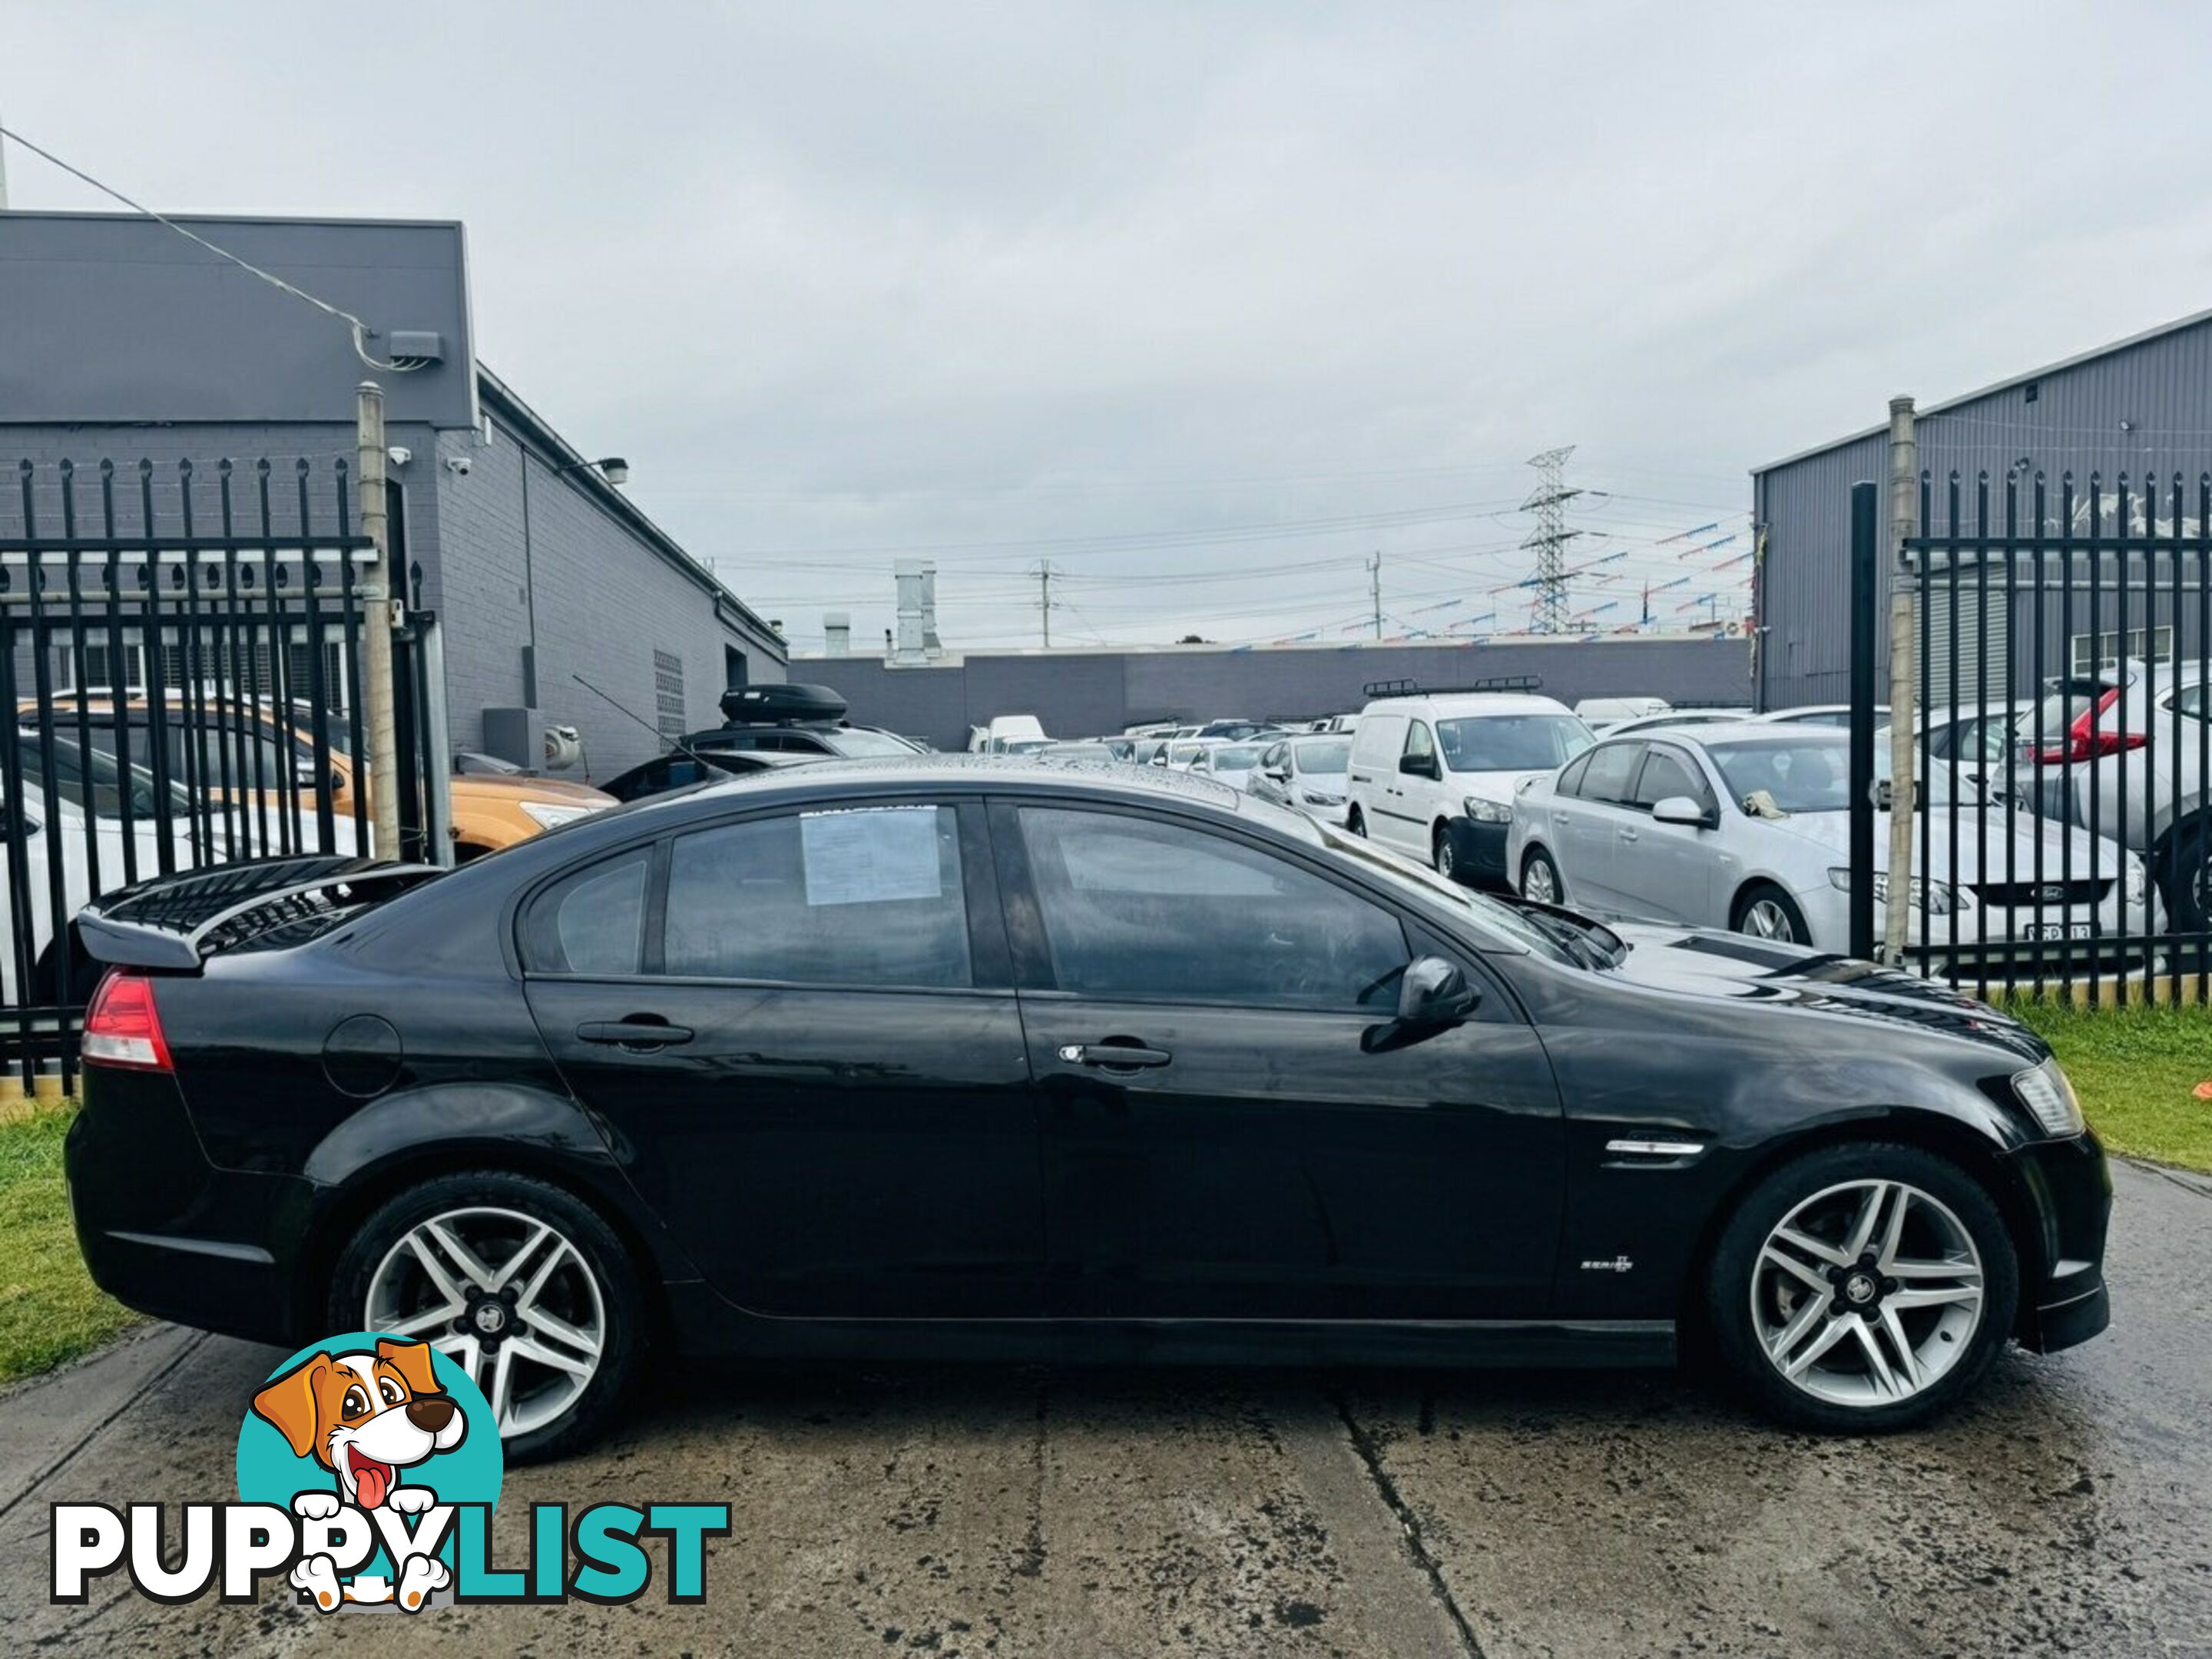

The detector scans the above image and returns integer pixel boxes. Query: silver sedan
[1506,722,2159,982]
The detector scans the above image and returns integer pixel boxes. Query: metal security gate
[0,455,437,1088]
[1867,469,2211,1001]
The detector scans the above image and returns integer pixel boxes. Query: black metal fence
[0,455,438,1088]
[1872,469,2210,1001]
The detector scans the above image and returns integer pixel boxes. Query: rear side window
[664,806,972,987]
[526,849,651,975]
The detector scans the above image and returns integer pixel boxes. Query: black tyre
[1732,881,1811,945]
[1432,823,1460,882]
[1706,1141,2018,1432]
[1346,806,1367,837]
[329,1171,642,1462]
[1520,846,1564,906]
[2157,816,2210,933]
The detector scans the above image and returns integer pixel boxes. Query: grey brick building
[1750,309,2212,711]
[0,210,784,780]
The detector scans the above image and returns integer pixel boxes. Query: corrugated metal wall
[1753,314,2212,709]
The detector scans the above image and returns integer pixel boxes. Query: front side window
[1631,748,1708,812]
[1571,742,1642,804]
[1402,721,1435,767]
[665,806,971,987]
[1016,807,1407,1009]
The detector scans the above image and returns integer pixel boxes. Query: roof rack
[1361,674,1542,700]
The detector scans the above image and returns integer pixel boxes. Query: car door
[522,796,1043,1319]
[995,800,1563,1321]
[1607,742,1719,924]
[1551,741,1644,910]
[1365,717,1439,854]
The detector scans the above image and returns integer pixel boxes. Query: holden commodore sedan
[66,758,2108,1459]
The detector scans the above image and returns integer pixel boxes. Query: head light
[520,800,598,830]
[2124,859,2148,902]
[1462,796,1514,824]
[2012,1057,2085,1138]
[1826,867,1965,914]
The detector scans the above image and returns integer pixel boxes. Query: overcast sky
[9,2,2212,654]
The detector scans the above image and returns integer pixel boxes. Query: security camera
[445,455,472,477]
[386,445,412,468]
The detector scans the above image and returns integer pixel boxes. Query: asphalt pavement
[5,1158,2209,1657]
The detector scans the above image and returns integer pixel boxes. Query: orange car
[25,692,614,862]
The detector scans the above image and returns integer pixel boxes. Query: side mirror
[1396,955,1479,1027]
[1398,753,1439,780]
[1651,795,1712,829]
[1263,767,1289,783]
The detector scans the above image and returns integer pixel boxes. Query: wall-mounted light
[558,456,630,487]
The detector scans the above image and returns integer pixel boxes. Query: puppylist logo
[50,1331,728,1612]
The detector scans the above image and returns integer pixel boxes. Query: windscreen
[1435,714,1593,773]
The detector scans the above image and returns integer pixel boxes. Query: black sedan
[596,747,817,803]
[66,759,2109,1458]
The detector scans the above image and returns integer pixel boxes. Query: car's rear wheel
[1346,806,1366,837]
[1733,882,1810,944]
[331,1171,641,1462]
[1706,1142,2018,1432]
[1520,846,1563,906]
[2156,816,2209,932]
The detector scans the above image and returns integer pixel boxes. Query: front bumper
[1446,816,1513,889]
[65,1065,313,1346]
[2006,1131,2113,1354]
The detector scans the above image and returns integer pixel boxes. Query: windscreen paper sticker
[800,807,944,906]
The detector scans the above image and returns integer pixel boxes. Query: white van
[1346,690,1595,886]
[968,714,1048,753]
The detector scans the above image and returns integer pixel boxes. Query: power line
[0,122,428,375]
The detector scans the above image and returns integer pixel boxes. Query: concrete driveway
[5,1159,2210,1657]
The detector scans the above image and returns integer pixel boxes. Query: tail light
[2035,687,2150,763]
[82,971,174,1072]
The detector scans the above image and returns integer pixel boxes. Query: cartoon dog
[251,1337,468,1611]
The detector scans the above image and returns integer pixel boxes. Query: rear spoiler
[78,856,445,972]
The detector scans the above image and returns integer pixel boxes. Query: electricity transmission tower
[1521,445,1583,635]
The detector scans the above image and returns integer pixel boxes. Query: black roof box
[720,682,848,726]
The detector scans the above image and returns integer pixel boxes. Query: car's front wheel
[1707,1142,2018,1432]
[1432,823,1460,882]
[1345,806,1366,837]
[329,1171,642,1462]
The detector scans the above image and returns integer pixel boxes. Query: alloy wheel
[1741,898,1797,941]
[1522,856,1558,905]
[1751,1178,1985,1409]
[364,1205,608,1439]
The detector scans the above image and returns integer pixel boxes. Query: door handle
[578,1019,695,1048]
[1057,1042,1173,1069]
[1618,827,1639,843]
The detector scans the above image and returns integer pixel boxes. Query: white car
[1574,696,1672,731]
[1191,741,1269,792]
[1346,691,1594,887]
[1505,721,2158,982]
[1601,709,1755,738]
[1758,704,1890,728]
[1160,739,1222,771]
[1247,734,1353,825]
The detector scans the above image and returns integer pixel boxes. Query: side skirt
[664,1288,1676,1370]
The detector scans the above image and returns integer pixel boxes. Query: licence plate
[2029,922,2094,942]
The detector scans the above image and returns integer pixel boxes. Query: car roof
[1359,693,1571,717]
[1606,720,1836,750]
[648,752,1250,814]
